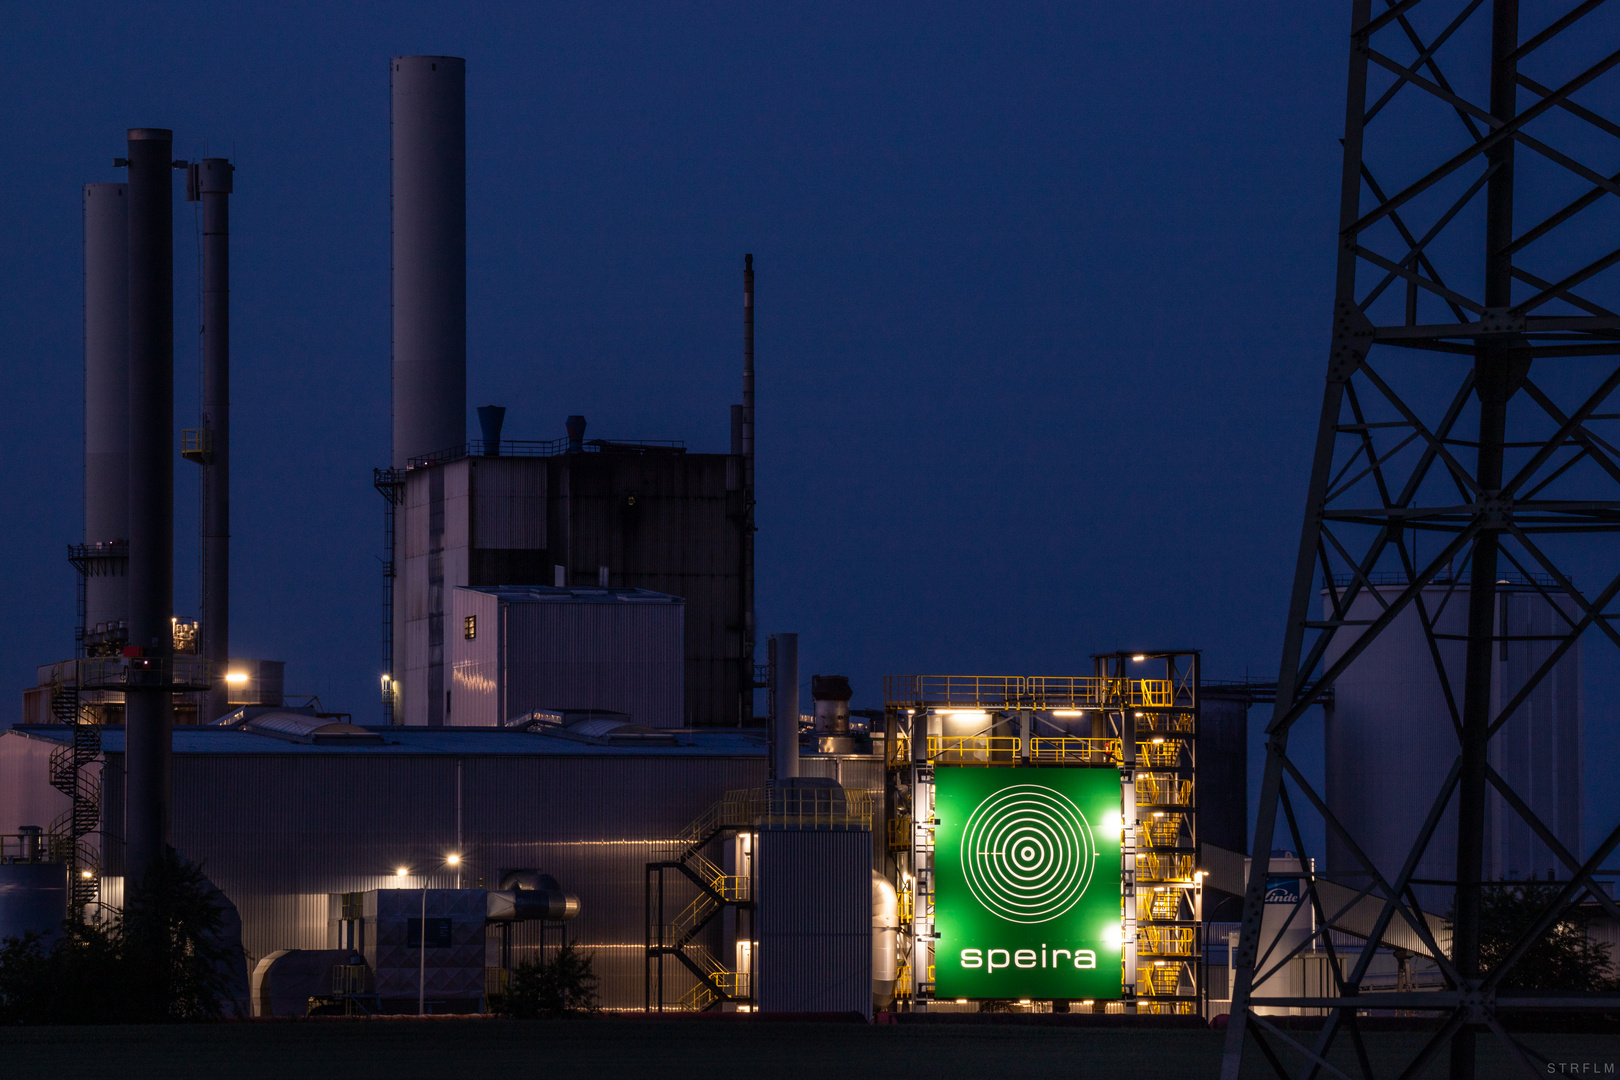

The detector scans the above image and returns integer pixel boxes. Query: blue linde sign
[1264,876,1302,904]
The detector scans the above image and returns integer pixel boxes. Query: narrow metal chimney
[391,56,466,468]
[772,632,799,780]
[196,158,232,723]
[124,128,176,882]
[477,404,505,454]
[742,256,756,725]
[83,183,129,641]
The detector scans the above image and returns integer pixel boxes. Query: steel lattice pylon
[1223,2,1620,1078]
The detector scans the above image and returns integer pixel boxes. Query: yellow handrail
[884,674,1189,710]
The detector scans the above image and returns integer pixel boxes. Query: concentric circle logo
[960,783,1097,924]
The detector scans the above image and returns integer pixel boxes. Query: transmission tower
[1224,2,1620,1078]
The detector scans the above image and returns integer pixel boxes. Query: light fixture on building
[225,671,248,685]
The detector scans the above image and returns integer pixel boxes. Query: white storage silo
[1322,579,1582,904]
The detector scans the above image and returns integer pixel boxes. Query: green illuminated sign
[934,768,1122,1000]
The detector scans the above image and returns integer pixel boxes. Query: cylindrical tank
[391,55,466,469]
[124,127,175,882]
[772,634,799,780]
[1199,692,1249,854]
[812,674,853,753]
[0,861,68,942]
[871,871,898,1007]
[1252,852,1315,1016]
[1323,581,1582,906]
[83,182,129,636]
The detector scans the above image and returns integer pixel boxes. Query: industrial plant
[0,26,1614,1066]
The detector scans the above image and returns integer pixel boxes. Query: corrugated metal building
[396,444,747,728]
[755,829,873,1015]
[0,724,883,1010]
[449,585,683,728]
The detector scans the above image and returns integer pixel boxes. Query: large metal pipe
[124,128,175,882]
[772,632,799,780]
[390,55,466,468]
[198,158,232,723]
[741,256,756,723]
[83,183,129,637]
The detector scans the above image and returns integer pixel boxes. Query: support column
[1452,6,1519,1076]
[124,128,176,882]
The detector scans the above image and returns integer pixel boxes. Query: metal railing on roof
[404,438,687,471]
[883,675,1185,710]
[42,656,213,692]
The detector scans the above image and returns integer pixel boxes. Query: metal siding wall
[1490,593,1584,879]
[554,454,742,726]
[449,588,499,726]
[161,751,766,1009]
[1199,697,1249,854]
[501,599,684,728]
[1327,585,1584,900]
[756,829,872,1016]
[0,734,74,834]
[470,457,546,549]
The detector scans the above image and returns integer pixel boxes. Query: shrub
[502,941,600,1018]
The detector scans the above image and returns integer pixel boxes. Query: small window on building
[464,615,476,640]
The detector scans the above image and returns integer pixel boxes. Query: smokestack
[196,158,232,723]
[772,632,799,780]
[83,183,129,640]
[477,404,505,454]
[741,255,756,725]
[124,128,176,882]
[566,414,586,453]
[391,56,466,468]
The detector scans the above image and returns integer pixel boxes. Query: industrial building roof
[459,585,681,604]
[2,724,769,757]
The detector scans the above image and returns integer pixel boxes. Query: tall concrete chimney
[83,183,129,638]
[124,128,176,881]
[196,158,233,723]
[391,55,466,467]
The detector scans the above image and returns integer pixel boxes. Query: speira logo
[960,783,1098,924]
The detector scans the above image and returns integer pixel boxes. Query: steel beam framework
[1223,2,1620,1078]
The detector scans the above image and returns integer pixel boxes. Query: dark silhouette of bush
[502,941,600,1018]
[1449,882,1618,992]
[0,849,237,1023]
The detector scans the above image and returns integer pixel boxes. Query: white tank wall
[1323,583,1582,902]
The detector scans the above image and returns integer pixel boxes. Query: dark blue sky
[0,4,1611,852]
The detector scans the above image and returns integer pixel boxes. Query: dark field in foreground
[0,1019,1614,1079]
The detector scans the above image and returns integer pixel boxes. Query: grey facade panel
[481,590,683,729]
[755,829,872,1016]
